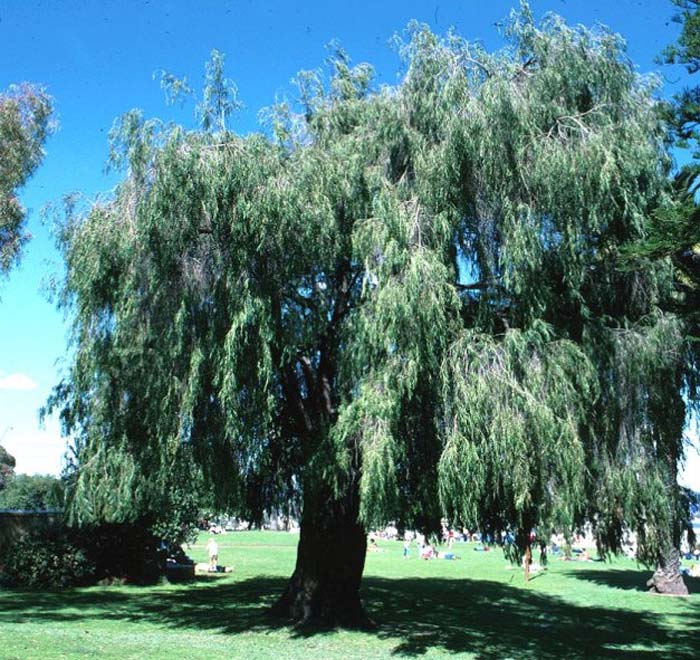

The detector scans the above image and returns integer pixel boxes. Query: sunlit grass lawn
[0,531,698,659]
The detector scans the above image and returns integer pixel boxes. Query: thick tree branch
[270,294,314,435]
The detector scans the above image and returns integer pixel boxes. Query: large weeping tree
[50,4,690,623]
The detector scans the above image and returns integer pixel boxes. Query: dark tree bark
[270,477,373,627]
[647,545,689,596]
[269,263,374,627]
[647,440,689,596]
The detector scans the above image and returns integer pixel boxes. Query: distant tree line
[0,473,64,511]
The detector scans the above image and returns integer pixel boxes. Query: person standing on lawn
[207,537,219,572]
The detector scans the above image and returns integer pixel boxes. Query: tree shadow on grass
[364,576,699,658]
[1,574,698,658]
[566,565,700,595]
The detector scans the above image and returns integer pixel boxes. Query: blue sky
[0,0,698,489]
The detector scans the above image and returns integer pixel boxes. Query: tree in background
[631,0,700,296]
[0,83,53,275]
[0,444,15,491]
[49,4,690,623]
[0,84,52,479]
[621,1,700,330]
[0,474,64,511]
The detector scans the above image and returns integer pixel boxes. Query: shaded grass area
[0,532,698,659]
[367,575,698,658]
[569,567,700,595]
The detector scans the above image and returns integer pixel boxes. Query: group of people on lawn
[368,528,602,565]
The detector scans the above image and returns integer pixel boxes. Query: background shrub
[72,520,166,585]
[1,530,94,588]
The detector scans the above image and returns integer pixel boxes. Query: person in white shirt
[206,537,219,572]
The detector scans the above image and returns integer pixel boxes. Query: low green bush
[0,519,183,588]
[73,520,166,585]
[1,530,95,589]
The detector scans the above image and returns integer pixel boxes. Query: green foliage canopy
[0,83,53,275]
[49,5,687,568]
[628,1,700,316]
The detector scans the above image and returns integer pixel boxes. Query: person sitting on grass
[421,544,436,560]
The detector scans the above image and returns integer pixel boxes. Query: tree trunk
[270,478,373,627]
[647,433,689,596]
[647,545,688,596]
